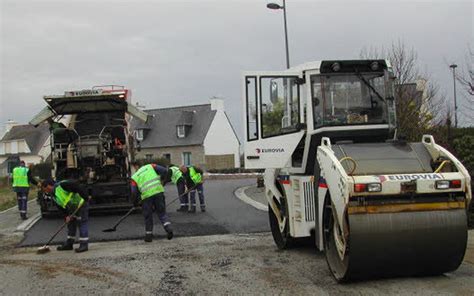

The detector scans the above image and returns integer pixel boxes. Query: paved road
[20,178,269,246]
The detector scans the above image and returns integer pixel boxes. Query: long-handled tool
[102,185,199,233]
[37,204,83,254]
[102,206,139,232]
[166,184,199,207]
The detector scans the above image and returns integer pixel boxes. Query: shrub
[137,157,170,167]
[452,135,474,176]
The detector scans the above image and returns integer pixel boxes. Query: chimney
[210,97,225,112]
[5,119,18,134]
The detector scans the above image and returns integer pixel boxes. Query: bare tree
[457,46,474,96]
[360,40,445,141]
[455,46,474,123]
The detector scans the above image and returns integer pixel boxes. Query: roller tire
[323,195,351,282]
[268,197,293,249]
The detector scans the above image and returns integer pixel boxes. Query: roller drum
[326,209,468,281]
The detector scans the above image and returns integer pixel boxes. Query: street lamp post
[449,64,458,128]
[267,0,290,69]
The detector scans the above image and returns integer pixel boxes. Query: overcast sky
[1,0,472,139]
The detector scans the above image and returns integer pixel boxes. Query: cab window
[245,76,258,141]
[311,74,388,127]
[260,77,300,138]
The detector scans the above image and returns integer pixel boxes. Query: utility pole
[267,0,290,69]
[449,64,458,128]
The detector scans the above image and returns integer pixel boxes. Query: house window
[136,129,144,141]
[163,153,171,162]
[177,125,186,138]
[11,141,18,153]
[5,142,11,154]
[145,154,153,161]
[182,152,192,166]
[7,161,17,174]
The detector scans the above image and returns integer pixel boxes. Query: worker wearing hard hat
[168,164,189,212]
[11,161,39,220]
[130,161,173,242]
[41,179,90,253]
[180,165,205,213]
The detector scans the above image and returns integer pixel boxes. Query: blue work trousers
[190,183,205,207]
[177,178,188,206]
[142,193,170,234]
[67,203,89,246]
[16,192,28,217]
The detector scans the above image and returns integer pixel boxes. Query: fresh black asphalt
[20,178,269,246]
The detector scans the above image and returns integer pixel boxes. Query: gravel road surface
[1,233,474,295]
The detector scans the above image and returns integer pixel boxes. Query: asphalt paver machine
[242,60,472,281]
[30,86,148,216]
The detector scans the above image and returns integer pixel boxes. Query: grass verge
[0,187,38,212]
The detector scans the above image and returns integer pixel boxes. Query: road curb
[234,186,268,212]
[15,212,41,232]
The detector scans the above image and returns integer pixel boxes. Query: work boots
[188,206,196,213]
[164,225,173,240]
[200,206,206,212]
[20,214,27,220]
[75,243,88,253]
[57,239,74,251]
[176,205,188,212]
[144,233,153,243]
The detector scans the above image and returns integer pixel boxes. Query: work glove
[65,215,75,223]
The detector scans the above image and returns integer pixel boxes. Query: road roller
[241,59,472,281]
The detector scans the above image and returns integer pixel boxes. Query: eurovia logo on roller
[378,173,443,182]
[256,148,285,154]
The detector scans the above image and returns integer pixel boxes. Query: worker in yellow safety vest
[180,165,205,213]
[12,161,38,220]
[168,165,189,212]
[131,161,173,242]
[41,179,90,253]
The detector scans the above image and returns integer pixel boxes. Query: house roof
[178,110,194,126]
[1,123,50,155]
[132,104,217,148]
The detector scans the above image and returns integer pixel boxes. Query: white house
[133,98,240,170]
[0,122,51,176]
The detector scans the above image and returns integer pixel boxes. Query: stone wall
[205,154,235,170]
[136,145,206,169]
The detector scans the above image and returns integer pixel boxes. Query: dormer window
[136,129,144,141]
[177,125,186,138]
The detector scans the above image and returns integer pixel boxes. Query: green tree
[262,100,284,137]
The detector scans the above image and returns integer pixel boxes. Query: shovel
[37,203,83,254]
